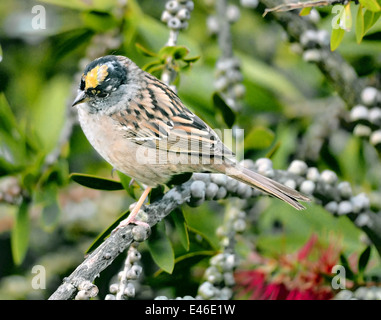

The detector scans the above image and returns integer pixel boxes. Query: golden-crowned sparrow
[72,55,309,227]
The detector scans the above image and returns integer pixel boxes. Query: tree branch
[261,0,365,107]
[48,181,192,300]
[49,160,381,299]
[263,0,354,16]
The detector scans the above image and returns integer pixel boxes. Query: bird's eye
[97,92,109,98]
[80,78,85,91]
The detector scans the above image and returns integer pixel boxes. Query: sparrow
[72,55,309,227]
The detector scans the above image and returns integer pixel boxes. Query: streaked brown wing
[110,72,233,158]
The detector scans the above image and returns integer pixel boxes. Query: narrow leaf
[39,184,61,229]
[144,62,165,74]
[142,60,162,72]
[213,93,236,128]
[165,172,192,188]
[154,250,216,277]
[299,7,312,16]
[173,47,190,60]
[182,55,201,63]
[330,28,345,51]
[183,207,220,250]
[171,208,190,251]
[117,171,136,199]
[358,245,372,275]
[344,3,353,30]
[0,94,28,172]
[363,10,381,33]
[147,221,175,274]
[0,93,19,133]
[70,173,124,191]
[30,76,70,153]
[42,200,60,229]
[82,11,118,32]
[359,0,381,12]
[356,5,365,43]
[159,45,189,60]
[39,0,116,12]
[11,200,30,265]
[339,253,355,281]
[135,43,157,57]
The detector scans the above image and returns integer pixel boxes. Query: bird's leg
[113,186,152,232]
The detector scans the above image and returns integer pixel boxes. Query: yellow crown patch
[85,64,109,90]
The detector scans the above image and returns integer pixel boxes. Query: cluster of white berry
[349,87,381,148]
[105,244,143,300]
[161,0,194,31]
[335,286,381,300]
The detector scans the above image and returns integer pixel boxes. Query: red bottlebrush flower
[297,233,318,261]
[234,233,341,300]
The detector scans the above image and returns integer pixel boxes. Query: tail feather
[222,164,310,210]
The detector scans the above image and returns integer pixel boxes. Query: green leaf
[0,94,27,173]
[266,141,281,159]
[359,0,381,12]
[70,173,124,190]
[29,76,70,153]
[356,5,365,43]
[149,185,165,203]
[147,221,175,274]
[11,199,30,265]
[339,253,355,281]
[363,9,381,33]
[82,11,118,32]
[117,171,137,199]
[143,61,165,74]
[37,183,62,229]
[41,198,61,229]
[244,126,275,151]
[165,172,193,188]
[182,55,201,63]
[171,208,190,251]
[344,3,353,30]
[154,250,216,277]
[358,245,372,275]
[135,43,158,57]
[212,93,236,128]
[183,206,220,250]
[299,7,312,16]
[0,134,27,174]
[330,27,345,51]
[39,0,116,11]
[0,93,19,133]
[50,28,94,62]
[159,45,189,60]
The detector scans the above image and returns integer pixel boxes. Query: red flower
[234,233,341,300]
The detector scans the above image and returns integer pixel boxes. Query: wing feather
[110,74,233,160]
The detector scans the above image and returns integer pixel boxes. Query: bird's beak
[72,91,89,107]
